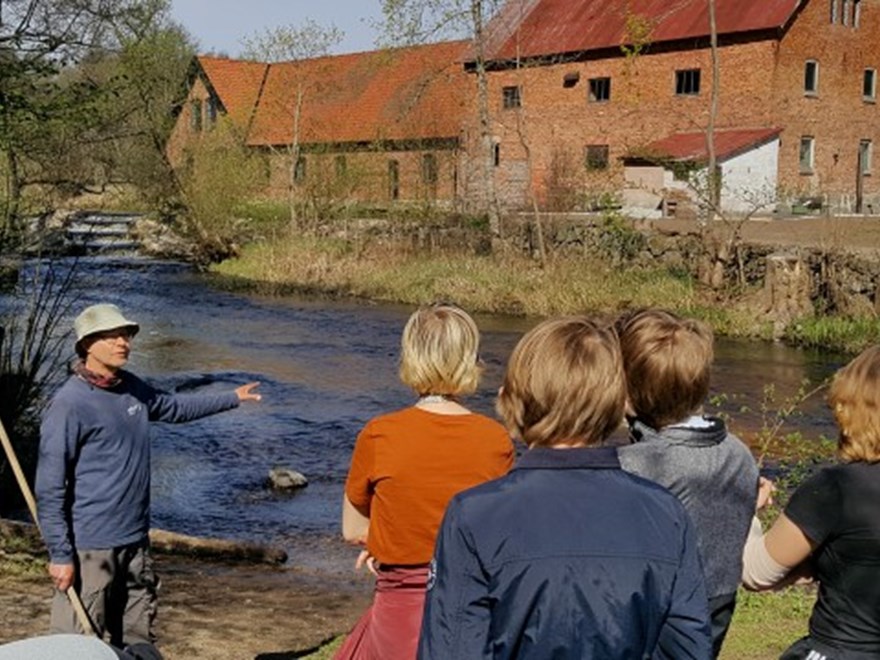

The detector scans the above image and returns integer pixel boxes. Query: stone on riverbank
[267,468,309,491]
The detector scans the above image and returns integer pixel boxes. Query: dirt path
[0,554,372,659]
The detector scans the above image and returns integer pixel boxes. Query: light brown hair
[828,345,880,462]
[616,308,714,430]
[399,304,481,396]
[496,317,625,447]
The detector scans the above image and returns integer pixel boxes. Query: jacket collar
[628,416,726,447]
[513,445,620,471]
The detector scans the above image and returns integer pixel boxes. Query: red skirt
[334,565,430,660]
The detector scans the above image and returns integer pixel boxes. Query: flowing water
[9,257,846,574]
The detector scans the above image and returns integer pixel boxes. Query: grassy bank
[211,232,765,337]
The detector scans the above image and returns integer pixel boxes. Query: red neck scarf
[74,360,122,389]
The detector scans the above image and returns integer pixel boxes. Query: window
[206,97,218,126]
[860,139,872,174]
[675,69,701,95]
[799,136,815,173]
[388,160,400,200]
[853,0,861,27]
[493,143,501,167]
[804,60,819,95]
[588,77,611,102]
[502,85,522,109]
[190,99,202,131]
[422,153,438,188]
[842,0,850,25]
[830,0,839,23]
[864,69,876,101]
[335,155,347,178]
[585,145,610,171]
[294,155,307,182]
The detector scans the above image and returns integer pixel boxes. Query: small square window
[588,77,611,102]
[860,139,872,174]
[804,60,819,95]
[799,137,815,174]
[863,69,876,101]
[585,145,610,171]
[675,69,701,95]
[502,86,522,109]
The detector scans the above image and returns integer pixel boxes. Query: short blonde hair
[399,304,481,396]
[616,308,713,430]
[828,345,880,463]
[496,317,625,447]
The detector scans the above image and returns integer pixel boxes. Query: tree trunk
[471,0,501,242]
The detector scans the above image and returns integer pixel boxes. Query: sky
[169,1,386,58]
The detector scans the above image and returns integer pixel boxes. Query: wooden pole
[0,418,97,636]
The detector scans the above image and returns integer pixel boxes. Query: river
[9,257,845,573]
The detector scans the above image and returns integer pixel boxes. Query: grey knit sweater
[618,416,759,599]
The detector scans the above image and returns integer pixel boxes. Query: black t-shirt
[785,461,880,653]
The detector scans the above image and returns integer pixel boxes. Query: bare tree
[241,19,343,230]
[380,0,504,241]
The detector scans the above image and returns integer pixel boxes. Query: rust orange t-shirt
[345,406,514,565]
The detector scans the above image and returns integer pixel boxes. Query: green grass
[786,315,880,353]
[720,587,814,659]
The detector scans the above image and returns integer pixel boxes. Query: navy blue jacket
[36,371,240,563]
[418,446,712,660]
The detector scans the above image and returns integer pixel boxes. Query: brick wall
[475,0,880,213]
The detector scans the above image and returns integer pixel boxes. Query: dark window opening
[493,143,500,167]
[588,77,611,102]
[388,160,400,200]
[422,153,438,188]
[675,69,701,96]
[804,60,819,95]
[294,155,307,182]
[864,69,876,101]
[502,85,522,109]
[563,71,580,88]
[206,97,218,126]
[585,145,609,171]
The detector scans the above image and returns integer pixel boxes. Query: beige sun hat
[74,304,140,344]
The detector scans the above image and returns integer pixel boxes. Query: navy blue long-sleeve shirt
[418,446,712,660]
[36,371,240,563]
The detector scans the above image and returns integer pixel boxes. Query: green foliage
[177,121,268,262]
[786,315,880,353]
[596,211,646,261]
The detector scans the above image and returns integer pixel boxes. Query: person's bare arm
[342,495,369,544]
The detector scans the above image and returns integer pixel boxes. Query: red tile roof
[637,127,783,163]
[197,56,268,128]
[485,0,802,61]
[245,41,469,146]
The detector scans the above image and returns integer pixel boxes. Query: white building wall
[719,139,779,214]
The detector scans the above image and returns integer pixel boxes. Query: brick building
[475,0,880,215]
[168,0,880,216]
[168,42,469,207]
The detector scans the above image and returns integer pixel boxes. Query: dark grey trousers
[50,542,158,648]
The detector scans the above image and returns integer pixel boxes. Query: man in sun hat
[35,303,261,650]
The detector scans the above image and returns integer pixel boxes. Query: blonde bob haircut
[399,303,481,396]
[616,308,713,430]
[496,317,626,448]
[828,345,880,463]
